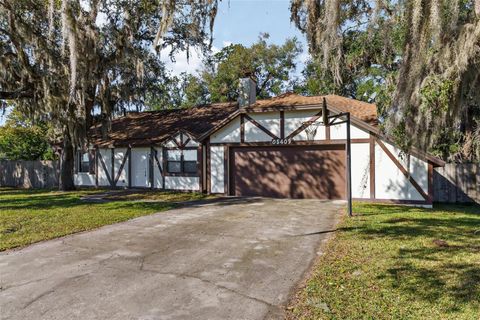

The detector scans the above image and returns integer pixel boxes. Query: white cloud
[160,47,205,76]
[160,41,231,76]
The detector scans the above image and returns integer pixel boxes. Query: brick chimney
[238,77,256,108]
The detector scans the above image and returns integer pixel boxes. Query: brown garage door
[230,145,346,199]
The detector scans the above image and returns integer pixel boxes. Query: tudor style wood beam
[97,150,113,186]
[286,110,323,140]
[113,148,130,186]
[127,146,132,188]
[376,139,429,201]
[369,135,376,199]
[243,114,279,140]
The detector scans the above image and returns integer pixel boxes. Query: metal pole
[346,113,353,217]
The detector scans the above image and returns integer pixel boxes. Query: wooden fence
[434,163,480,204]
[0,160,478,204]
[0,160,59,189]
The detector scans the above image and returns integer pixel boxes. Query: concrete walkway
[0,198,344,320]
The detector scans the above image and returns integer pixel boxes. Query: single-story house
[75,79,445,207]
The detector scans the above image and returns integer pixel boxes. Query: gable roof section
[88,93,444,167]
[89,102,237,148]
[246,93,378,126]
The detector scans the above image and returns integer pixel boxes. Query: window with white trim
[165,149,198,174]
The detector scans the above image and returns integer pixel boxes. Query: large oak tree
[291,0,480,162]
[0,0,220,190]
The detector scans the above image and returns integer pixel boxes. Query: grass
[289,202,480,320]
[0,188,210,251]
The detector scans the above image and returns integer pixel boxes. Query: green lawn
[0,188,209,251]
[289,202,480,320]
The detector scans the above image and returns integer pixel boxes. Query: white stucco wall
[284,109,326,141]
[98,148,112,186]
[210,146,225,193]
[375,140,428,200]
[330,123,370,140]
[113,148,128,187]
[210,117,241,143]
[74,173,95,186]
[165,176,200,191]
[351,143,370,199]
[153,147,163,189]
[244,112,280,142]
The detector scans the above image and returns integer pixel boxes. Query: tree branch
[0,90,33,100]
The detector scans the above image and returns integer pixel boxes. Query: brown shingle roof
[89,93,378,147]
[249,93,378,126]
[90,102,238,147]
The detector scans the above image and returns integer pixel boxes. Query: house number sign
[271,138,292,145]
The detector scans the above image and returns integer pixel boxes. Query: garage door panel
[230,146,346,199]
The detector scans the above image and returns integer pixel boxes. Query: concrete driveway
[0,198,344,320]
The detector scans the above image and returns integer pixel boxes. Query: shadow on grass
[350,203,480,312]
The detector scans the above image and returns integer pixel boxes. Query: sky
[0,0,306,126]
[162,0,308,75]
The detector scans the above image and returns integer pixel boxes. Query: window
[166,149,198,174]
[77,151,91,173]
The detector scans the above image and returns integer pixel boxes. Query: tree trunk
[59,132,76,191]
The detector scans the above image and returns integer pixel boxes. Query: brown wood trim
[286,110,323,140]
[240,114,245,143]
[198,110,241,141]
[127,146,132,188]
[376,139,429,201]
[206,139,211,194]
[325,125,331,140]
[162,146,198,151]
[197,146,203,191]
[113,148,130,186]
[428,162,434,204]
[97,149,113,186]
[354,198,432,205]
[369,135,375,199]
[149,147,154,189]
[95,148,99,187]
[209,139,369,147]
[224,146,229,195]
[191,99,444,167]
[244,114,279,140]
[152,147,165,189]
[111,148,115,187]
[162,172,199,177]
[280,111,285,139]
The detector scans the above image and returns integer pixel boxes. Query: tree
[291,0,480,162]
[0,0,220,190]
[200,34,303,103]
[0,109,55,160]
